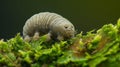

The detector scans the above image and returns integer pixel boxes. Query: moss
[0,19,120,67]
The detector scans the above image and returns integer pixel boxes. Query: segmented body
[23,12,75,41]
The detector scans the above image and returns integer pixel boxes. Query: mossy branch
[0,19,120,67]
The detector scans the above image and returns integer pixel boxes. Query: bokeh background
[0,0,120,39]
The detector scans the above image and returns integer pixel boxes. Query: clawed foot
[57,35,64,41]
[33,32,40,41]
[24,35,31,42]
[44,33,51,41]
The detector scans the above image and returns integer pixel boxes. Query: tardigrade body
[23,12,75,41]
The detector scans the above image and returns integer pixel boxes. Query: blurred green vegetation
[0,19,120,67]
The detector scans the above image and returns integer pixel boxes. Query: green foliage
[0,19,120,67]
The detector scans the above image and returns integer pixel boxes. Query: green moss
[0,19,120,67]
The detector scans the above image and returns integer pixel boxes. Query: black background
[0,0,120,39]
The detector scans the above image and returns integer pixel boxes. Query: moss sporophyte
[0,19,120,67]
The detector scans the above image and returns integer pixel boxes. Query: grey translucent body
[23,12,75,41]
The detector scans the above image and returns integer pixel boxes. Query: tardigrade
[23,12,75,42]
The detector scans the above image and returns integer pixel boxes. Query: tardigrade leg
[45,32,52,41]
[33,32,40,41]
[57,35,64,41]
[24,35,31,42]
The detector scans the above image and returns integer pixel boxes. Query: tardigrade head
[53,20,75,38]
[60,22,75,38]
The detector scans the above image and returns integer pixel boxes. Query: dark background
[0,0,120,39]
